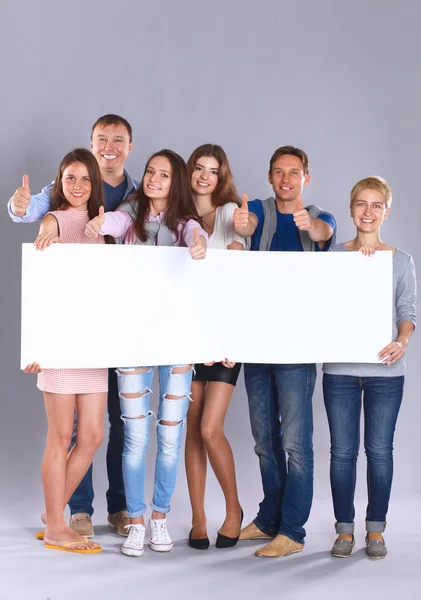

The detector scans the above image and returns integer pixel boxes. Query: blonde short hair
[350,176,392,208]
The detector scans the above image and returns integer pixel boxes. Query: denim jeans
[117,365,192,517]
[244,363,316,544]
[323,374,404,532]
[68,369,126,516]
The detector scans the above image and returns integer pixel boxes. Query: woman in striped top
[24,148,110,554]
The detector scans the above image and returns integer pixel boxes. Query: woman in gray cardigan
[323,176,416,560]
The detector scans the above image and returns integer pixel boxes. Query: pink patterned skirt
[37,368,108,394]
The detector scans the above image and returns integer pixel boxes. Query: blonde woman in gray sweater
[323,176,416,560]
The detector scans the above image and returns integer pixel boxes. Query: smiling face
[143,155,172,201]
[191,155,219,196]
[90,123,132,175]
[268,154,310,202]
[61,162,92,210]
[351,188,390,233]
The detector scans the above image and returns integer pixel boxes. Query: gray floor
[1,494,420,600]
[1,380,421,599]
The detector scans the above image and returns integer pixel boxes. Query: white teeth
[103,155,117,159]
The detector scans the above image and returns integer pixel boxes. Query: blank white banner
[21,244,392,369]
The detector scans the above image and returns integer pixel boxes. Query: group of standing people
[9,114,416,559]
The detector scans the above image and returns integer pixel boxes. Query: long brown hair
[187,144,239,207]
[51,148,113,244]
[129,149,200,243]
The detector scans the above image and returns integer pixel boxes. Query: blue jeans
[323,374,404,532]
[244,363,316,544]
[68,369,126,516]
[117,365,192,517]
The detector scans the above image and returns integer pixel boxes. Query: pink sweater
[100,210,207,247]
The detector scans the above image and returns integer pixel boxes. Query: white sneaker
[149,518,173,552]
[121,524,146,557]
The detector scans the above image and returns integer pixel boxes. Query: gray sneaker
[331,536,355,558]
[365,535,387,559]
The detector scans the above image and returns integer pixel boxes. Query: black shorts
[193,362,242,386]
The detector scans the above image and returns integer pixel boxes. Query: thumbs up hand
[233,193,250,231]
[293,194,312,231]
[23,174,30,193]
[85,205,105,239]
[189,226,207,260]
[11,174,31,217]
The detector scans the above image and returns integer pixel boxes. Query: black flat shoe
[188,529,210,550]
[216,509,244,549]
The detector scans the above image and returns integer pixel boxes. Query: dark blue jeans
[244,363,316,544]
[323,374,404,531]
[68,369,126,516]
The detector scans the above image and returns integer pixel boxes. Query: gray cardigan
[323,244,417,377]
[258,197,336,251]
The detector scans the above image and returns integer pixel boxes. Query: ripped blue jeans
[117,365,192,517]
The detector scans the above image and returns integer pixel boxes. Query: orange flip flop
[44,537,102,554]
[36,531,45,540]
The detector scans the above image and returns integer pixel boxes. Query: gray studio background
[1,1,420,599]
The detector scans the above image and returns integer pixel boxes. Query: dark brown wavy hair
[51,148,113,244]
[187,144,239,207]
[128,149,200,243]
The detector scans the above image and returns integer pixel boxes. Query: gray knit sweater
[323,243,417,377]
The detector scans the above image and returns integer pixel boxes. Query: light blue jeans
[117,365,193,517]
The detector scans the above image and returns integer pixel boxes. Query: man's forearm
[308,218,333,243]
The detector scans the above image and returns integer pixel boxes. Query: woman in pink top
[85,149,207,557]
[24,148,110,554]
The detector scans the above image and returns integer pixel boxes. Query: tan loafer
[255,534,304,557]
[239,521,273,541]
[69,513,94,538]
[108,510,130,536]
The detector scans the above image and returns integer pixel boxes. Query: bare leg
[201,382,241,537]
[64,392,107,503]
[42,392,74,533]
[185,381,208,538]
[42,392,99,549]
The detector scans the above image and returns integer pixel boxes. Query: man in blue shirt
[234,145,336,557]
[8,114,139,538]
